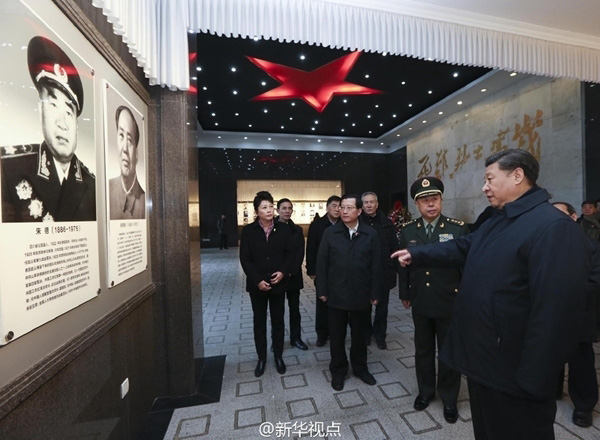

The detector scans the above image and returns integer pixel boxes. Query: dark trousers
[368,288,390,342]
[468,379,556,440]
[219,233,228,249]
[249,291,285,359]
[315,296,329,340]
[412,312,460,406]
[595,295,600,339]
[286,289,302,342]
[328,306,370,380]
[557,342,599,410]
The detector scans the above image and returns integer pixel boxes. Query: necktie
[426,223,433,239]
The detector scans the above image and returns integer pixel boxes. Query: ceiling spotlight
[510,72,517,77]
[300,54,305,60]
[261,81,266,86]
[235,112,239,116]
[217,136,221,139]
[401,81,406,85]
[191,76,197,81]
[244,136,248,140]
[289,117,293,120]
[280,125,284,129]
[317,139,321,142]
[231,67,237,72]
[311,127,316,131]
[360,141,364,144]
[314,120,319,124]
[408,104,412,107]
[232,90,238,95]
[379,123,383,126]
[291,102,296,106]
[382,52,387,56]
[207,101,212,105]
[352,123,356,126]
[211,113,216,116]
[341,129,345,132]
[344,113,349,117]
[428,90,432,94]
[295,139,298,141]
[422,120,427,124]
[396,134,401,137]
[196,66,202,71]
[392,114,397,118]
[343,99,348,103]
[202,86,207,91]
[457,101,463,105]
[263,109,268,113]
[339,141,343,144]
[253,35,259,41]
[408,127,413,130]
[453,72,459,77]
[439,111,444,115]
[248,124,252,127]
[369,130,372,134]
[367,115,371,118]
[481,88,487,92]
[365,74,370,78]
[381,142,384,145]
[375,104,379,108]
[268,138,271,141]
[214,122,218,126]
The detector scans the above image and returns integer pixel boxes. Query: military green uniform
[399,214,468,407]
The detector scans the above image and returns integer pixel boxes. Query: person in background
[578,200,600,241]
[276,198,308,350]
[217,213,228,249]
[398,177,468,424]
[316,194,382,391]
[306,195,341,347]
[240,191,292,377]
[552,201,599,428]
[393,150,592,440]
[360,191,399,350]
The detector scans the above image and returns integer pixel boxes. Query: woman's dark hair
[552,201,577,216]
[484,149,539,185]
[253,191,274,211]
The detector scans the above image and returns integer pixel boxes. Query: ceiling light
[396,134,400,137]
[343,99,348,103]
[217,136,221,139]
[289,117,293,120]
[291,102,295,106]
[510,72,517,77]
[375,104,379,108]
[263,109,268,113]
[311,127,315,131]
[186,122,190,125]
[379,123,383,126]
[231,67,237,72]
[339,141,343,143]
[367,115,371,118]
[232,90,238,95]
[261,81,266,86]
[408,127,413,130]
[401,81,406,85]
[344,113,349,117]
[268,138,271,141]
[191,76,197,81]
[295,139,298,141]
[365,74,370,78]
[382,52,387,56]
[352,123,356,126]
[422,120,427,123]
[408,104,412,107]
[392,114,397,118]
[211,113,216,116]
[341,129,345,132]
[481,88,487,92]
[300,54,305,60]
[207,101,212,105]
[244,136,248,139]
[280,125,284,129]
[215,122,218,126]
[248,124,252,127]
[439,111,444,115]
[428,90,432,94]
[369,130,372,134]
[314,120,319,124]
[196,66,202,71]
[453,72,459,77]
[317,139,321,142]
[202,86,207,91]
[253,36,259,41]
[235,112,239,116]
[380,142,384,145]
[457,101,463,105]
[360,141,364,144]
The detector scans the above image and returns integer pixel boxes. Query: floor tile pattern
[161,244,600,440]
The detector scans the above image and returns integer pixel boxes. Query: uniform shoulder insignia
[1,144,37,157]
[447,218,465,226]
[401,219,417,228]
[79,160,95,178]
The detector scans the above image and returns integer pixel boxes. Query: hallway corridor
[160,243,600,439]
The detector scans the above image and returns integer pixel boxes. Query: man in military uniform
[1,36,95,223]
[109,105,145,220]
[399,176,468,424]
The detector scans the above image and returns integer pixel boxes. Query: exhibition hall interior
[0,1,599,439]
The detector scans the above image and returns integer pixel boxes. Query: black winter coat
[276,217,305,290]
[409,188,592,400]
[316,221,383,310]
[360,210,400,291]
[239,220,293,294]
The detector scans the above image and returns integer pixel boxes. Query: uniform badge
[38,150,51,180]
[422,179,430,187]
[408,239,418,246]
[438,234,454,242]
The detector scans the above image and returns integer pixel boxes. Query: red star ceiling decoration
[247,51,383,112]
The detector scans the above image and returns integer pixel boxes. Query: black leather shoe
[443,406,459,424]
[331,377,344,391]
[274,358,286,374]
[376,340,387,350]
[354,372,377,385]
[316,337,327,347]
[291,340,308,350]
[254,360,266,377]
[413,395,430,411]
[572,409,593,428]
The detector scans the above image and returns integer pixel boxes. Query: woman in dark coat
[240,191,292,377]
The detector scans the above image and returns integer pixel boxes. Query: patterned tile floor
[162,243,600,439]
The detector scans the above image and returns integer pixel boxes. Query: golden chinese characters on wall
[417,110,544,179]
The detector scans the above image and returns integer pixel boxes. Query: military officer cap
[27,36,84,116]
[410,176,444,200]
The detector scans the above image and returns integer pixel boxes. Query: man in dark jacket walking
[398,177,468,424]
[393,150,592,440]
[306,195,341,347]
[360,191,400,350]
[276,198,308,350]
[316,194,382,391]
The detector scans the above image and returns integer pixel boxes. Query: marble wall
[403,76,583,223]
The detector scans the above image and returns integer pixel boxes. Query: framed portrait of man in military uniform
[0,1,100,345]
[103,80,148,287]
